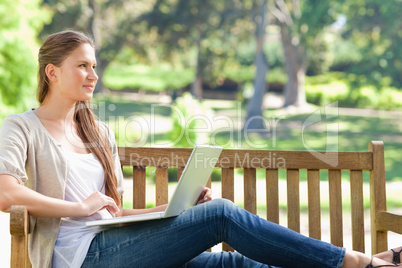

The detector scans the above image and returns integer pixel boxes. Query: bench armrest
[10,205,29,236]
[376,211,402,234]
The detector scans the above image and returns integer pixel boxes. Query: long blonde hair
[37,30,120,206]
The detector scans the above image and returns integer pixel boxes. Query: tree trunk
[190,32,203,100]
[280,23,307,107]
[244,0,269,131]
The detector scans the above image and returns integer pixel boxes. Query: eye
[78,63,86,68]
[92,65,96,70]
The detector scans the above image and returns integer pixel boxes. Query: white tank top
[52,150,113,268]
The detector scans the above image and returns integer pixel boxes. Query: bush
[376,88,402,110]
[167,93,215,147]
[305,72,349,105]
[224,66,287,85]
[103,64,194,91]
[305,72,402,110]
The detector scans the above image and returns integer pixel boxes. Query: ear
[45,64,58,82]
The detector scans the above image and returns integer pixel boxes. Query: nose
[88,67,98,81]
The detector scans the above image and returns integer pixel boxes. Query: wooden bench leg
[11,235,31,268]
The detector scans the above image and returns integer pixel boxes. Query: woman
[0,30,399,268]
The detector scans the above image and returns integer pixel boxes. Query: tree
[141,0,242,99]
[0,0,50,120]
[41,0,154,92]
[271,0,335,107]
[340,0,402,88]
[244,0,270,131]
[244,0,336,132]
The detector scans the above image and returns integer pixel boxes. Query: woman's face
[53,43,98,103]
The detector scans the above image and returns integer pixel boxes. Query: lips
[83,84,95,91]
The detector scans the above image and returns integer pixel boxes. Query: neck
[36,98,77,124]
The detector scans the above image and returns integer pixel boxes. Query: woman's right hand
[80,191,120,217]
[0,174,120,218]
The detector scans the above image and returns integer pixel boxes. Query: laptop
[86,144,223,227]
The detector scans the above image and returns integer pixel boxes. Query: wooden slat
[244,168,257,214]
[133,166,146,209]
[307,169,321,240]
[119,147,192,167]
[155,167,169,206]
[119,147,373,170]
[206,176,212,189]
[266,169,279,224]
[329,170,343,247]
[369,141,388,254]
[221,168,234,202]
[177,167,184,181]
[350,170,365,252]
[287,169,300,233]
[221,168,235,252]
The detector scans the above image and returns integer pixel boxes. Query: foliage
[167,93,214,147]
[269,0,338,74]
[103,63,195,91]
[225,66,288,85]
[36,0,402,100]
[340,0,402,88]
[263,36,286,69]
[305,72,402,110]
[41,0,155,91]
[0,0,50,121]
[102,62,288,92]
[140,0,251,91]
[327,32,363,72]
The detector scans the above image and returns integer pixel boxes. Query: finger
[198,190,206,200]
[109,203,120,213]
[100,203,119,214]
[203,187,211,193]
[197,194,211,204]
[204,188,212,199]
[104,198,119,213]
[206,188,212,196]
[98,194,119,211]
[202,195,212,202]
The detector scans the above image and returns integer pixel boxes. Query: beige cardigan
[0,109,124,268]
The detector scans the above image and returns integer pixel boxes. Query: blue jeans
[82,199,345,268]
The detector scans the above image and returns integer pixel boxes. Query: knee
[195,198,240,223]
[210,198,234,206]
[207,198,237,212]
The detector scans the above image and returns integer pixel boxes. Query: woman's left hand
[197,187,213,204]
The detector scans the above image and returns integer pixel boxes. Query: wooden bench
[9,141,402,267]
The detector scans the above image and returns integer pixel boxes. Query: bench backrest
[118,141,387,253]
[9,141,388,267]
